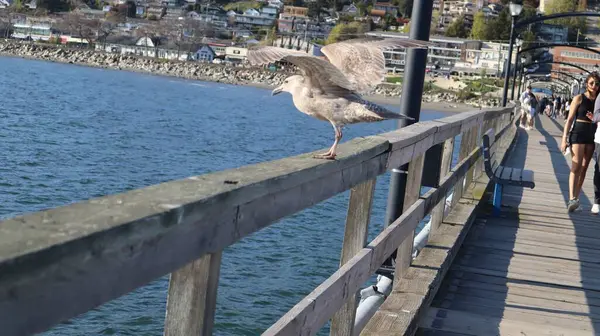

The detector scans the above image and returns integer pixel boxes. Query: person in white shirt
[519,85,536,130]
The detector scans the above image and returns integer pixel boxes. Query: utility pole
[381,0,433,273]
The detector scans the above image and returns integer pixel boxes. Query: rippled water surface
[0,56,455,335]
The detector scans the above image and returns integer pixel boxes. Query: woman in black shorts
[561,72,600,212]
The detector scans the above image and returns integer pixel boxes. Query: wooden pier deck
[417,115,600,335]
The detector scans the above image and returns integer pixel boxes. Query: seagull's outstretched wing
[247,46,356,96]
[321,37,433,93]
[246,45,308,66]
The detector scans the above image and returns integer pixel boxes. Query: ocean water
[0,56,457,335]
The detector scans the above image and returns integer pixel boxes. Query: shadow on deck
[418,114,600,335]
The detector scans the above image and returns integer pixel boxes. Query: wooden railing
[0,105,516,336]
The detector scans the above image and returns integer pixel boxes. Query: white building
[224,46,247,62]
[366,31,516,76]
[11,21,52,41]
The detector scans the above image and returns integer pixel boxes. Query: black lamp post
[501,2,523,107]
[510,38,523,101]
[516,55,527,98]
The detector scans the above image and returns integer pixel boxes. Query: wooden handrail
[0,105,515,336]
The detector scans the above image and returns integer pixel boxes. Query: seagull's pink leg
[314,125,342,160]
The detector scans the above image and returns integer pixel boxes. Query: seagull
[247,37,433,159]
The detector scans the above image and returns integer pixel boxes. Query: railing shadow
[430,113,600,334]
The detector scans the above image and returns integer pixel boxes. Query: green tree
[521,30,536,49]
[394,0,413,17]
[470,11,488,40]
[446,15,468,38]
[307,0,324,19]
[524,0,539,7]
[36,0,71,13]
[325,21,364,44]
[484,7,510,41]
[430,9,439,34]
[546,0,586,41]
[545,0,577,26]
[520,5,537,22]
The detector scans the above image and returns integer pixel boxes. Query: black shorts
[569,121,597,145]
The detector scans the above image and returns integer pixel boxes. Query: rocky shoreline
[0,40,500,108]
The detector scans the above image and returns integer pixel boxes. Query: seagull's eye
[284,81,288,83]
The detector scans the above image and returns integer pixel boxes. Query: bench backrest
[482,128,498,177]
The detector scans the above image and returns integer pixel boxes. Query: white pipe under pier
[353,191,454,335]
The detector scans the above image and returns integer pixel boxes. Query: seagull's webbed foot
[313,125,341,160]
[313,151,337,160]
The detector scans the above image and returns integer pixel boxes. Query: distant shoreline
[0,41,479,113]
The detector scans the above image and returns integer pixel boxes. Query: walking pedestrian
[562,73,600,212]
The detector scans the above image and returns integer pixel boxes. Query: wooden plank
[468,224,600,250]
[509,168,522,182]
[433,291,598,324]
[395,154,425,281]
[330,179,376,336]
[450,264,600,292]
[419,308,595,336]
[448,271,600,305]
[417,329,475,336]
[442,281,600,318]
[164,252,222,336]
[464,238,600,264]
[522,169,535,187]
[500,167,513,181]
[457,247,600,276]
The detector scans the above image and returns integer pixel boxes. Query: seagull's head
[272,75,304,96]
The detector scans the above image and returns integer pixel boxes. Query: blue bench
[482,128,535,216]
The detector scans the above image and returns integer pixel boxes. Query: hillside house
[195,45,216,61]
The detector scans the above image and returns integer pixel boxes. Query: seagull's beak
[272,86,283,96]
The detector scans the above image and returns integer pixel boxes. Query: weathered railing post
[464,123,482,187]
[394,154,425,280]
[452,126,478,207]
[164,252,222,336]
[330,179,377,336]
[429,138,454,234]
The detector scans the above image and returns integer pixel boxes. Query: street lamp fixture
[509,2,523,17]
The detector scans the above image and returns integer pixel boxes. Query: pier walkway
[2,106,599,336]
[416,115,600,336]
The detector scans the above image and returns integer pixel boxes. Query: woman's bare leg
[570,143,586,200]
[575,144,596,199]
